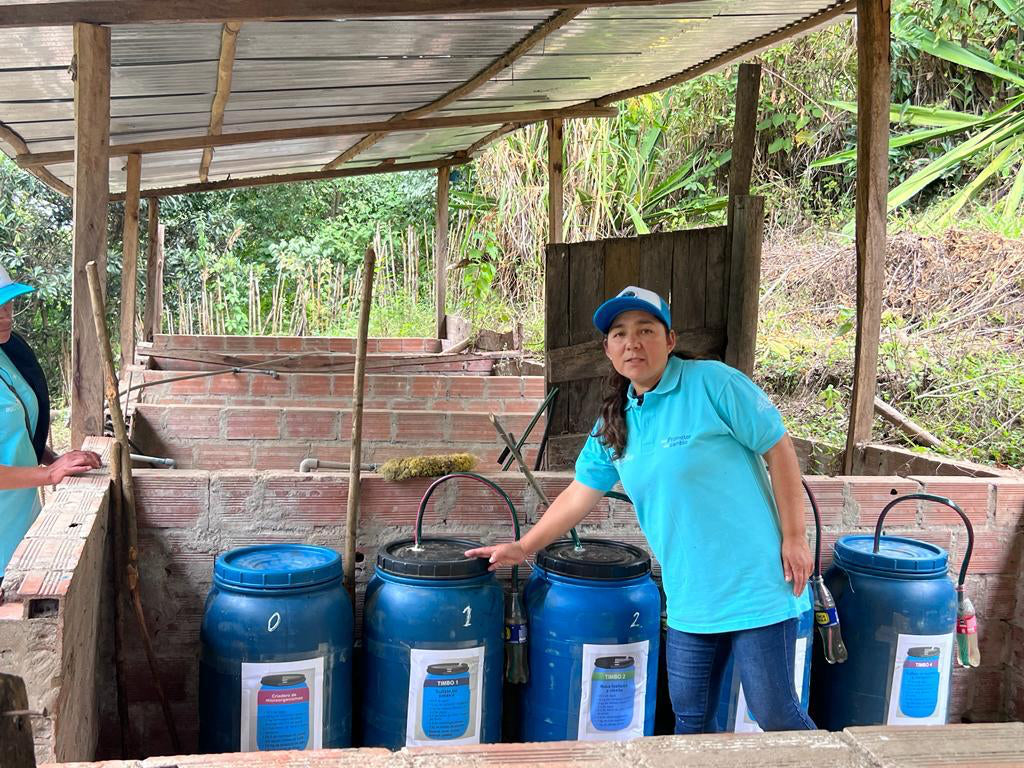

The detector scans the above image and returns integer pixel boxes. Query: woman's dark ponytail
[594,367,630,460]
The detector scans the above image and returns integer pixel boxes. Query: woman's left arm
[763,433,812,597]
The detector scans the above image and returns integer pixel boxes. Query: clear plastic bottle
[956,586,981,668]
[811,575,848,664]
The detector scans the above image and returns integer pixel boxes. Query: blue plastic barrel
[198,544,353,753]
[811,535,957,729]
[713,596,814,732]
[361,537,504,749]
[522,538,661,742]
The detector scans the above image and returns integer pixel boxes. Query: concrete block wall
[130,404,544,470]
[0,436,114,764]
[94,470,1024,759]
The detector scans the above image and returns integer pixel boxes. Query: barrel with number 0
[521,538,661,742]
[360,537,504,749]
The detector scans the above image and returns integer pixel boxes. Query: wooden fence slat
[638,232,673,298]
[568,240,605,347]
[673,229,707,331]
[603,237,640,297]
[545,243,571,438]
[704,225,729,330]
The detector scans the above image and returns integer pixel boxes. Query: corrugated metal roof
[0,1,853,194]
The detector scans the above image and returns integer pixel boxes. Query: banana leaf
[935,139,1023,223]
[825,99,982,127]
[896,22,1024,87]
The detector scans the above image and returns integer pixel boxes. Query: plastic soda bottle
[956,586,981,668]
[811,575,848,664]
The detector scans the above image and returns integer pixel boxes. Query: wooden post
[119,153,141,369]
[143,199,164,342]
[345,247,376,600]
[70,22,110,450]
[727,63,762,234]
[547,117,564,244]
[844,0,891,474]
[724,195,765,375]
[434,166,450,339]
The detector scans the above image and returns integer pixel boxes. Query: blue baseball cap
[593,285,671,334]
[0,265,33,307]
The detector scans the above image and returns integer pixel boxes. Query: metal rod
[118,366,279,398]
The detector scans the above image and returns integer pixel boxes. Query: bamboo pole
[85,260,181,754]
[344,247,376,599]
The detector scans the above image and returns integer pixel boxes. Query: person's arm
[465,480,606,569]
[763,432,812,596]
[0,450,102,491]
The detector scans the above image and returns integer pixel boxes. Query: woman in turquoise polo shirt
[0,267,101,580]
[469,285,815,734]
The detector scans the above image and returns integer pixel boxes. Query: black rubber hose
[801,479,823,578]
[872,493,974,587]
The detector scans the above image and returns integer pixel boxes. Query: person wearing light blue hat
[470,285,815,734]
[0,265,101,581]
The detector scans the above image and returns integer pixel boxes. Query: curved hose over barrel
[871,493,974,587]
[803,480,847,664]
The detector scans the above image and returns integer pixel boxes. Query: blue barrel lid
[834,535,948,575]
[214,544,342,589]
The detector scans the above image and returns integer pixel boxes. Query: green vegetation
[1,0,1021,466]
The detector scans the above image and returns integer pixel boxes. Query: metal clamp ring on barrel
[872,493,975,586]
[415,472,523,588]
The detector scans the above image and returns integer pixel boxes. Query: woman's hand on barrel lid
[465,542,527,571]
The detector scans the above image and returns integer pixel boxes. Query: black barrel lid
[377,537,490,580]
[535,538,651,580]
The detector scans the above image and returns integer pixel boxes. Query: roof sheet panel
[236,17,546,59]
[111,24,222,63]
[0,27,71,68]
[231,58,485,91]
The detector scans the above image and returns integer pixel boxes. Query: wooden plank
[724,195,764,374]
[0,673,35,768]
[70,22,110,450]
[119,152,141,370]
[142,200,164,343]
[0,119,71,195]
[547,117,564,244]
[199,21,242,182]
[637,231,673,294]
[544,243,570,440]
[19,105,618,168]
[547,330,727,384]
[113,158,454,201]
[672,229,706,331]
[434,166,450,339]
[0,1,682,27]
[844,723,1024,766]
[567,240,605,347]
[593,0,857,106]
[324,9,581,170]
[845,0,890,474]
[546,432,589,471]
[704,225,729,330]
[603,237,639,297]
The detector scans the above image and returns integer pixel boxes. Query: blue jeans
[665,618,816,734]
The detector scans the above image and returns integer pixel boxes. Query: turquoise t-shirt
[0,347,40,578]
[575,356,809,634]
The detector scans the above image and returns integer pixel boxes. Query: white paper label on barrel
[406,646,485,747]
[239,656,324,752]
[886,632,954,726]
[733,636,808,733]
[577,641,649,741]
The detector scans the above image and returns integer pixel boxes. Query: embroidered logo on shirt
[661,435,691,448]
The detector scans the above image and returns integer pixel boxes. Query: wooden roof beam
[17,104,616,168]
[0,120,72,194]
[199,21,242,182]
[322,8,582,170]
[0,1,681,27]
[110,156,460,201]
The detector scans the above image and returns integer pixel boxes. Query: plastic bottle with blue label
[421,662,472,740]
[256,674,310,751]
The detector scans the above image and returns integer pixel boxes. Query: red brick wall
[150,335,442,355]
[131,404,544,471]
[103,471,1024,757]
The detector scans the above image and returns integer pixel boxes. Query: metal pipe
[130,454,176,468]
[299,458,374,473]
